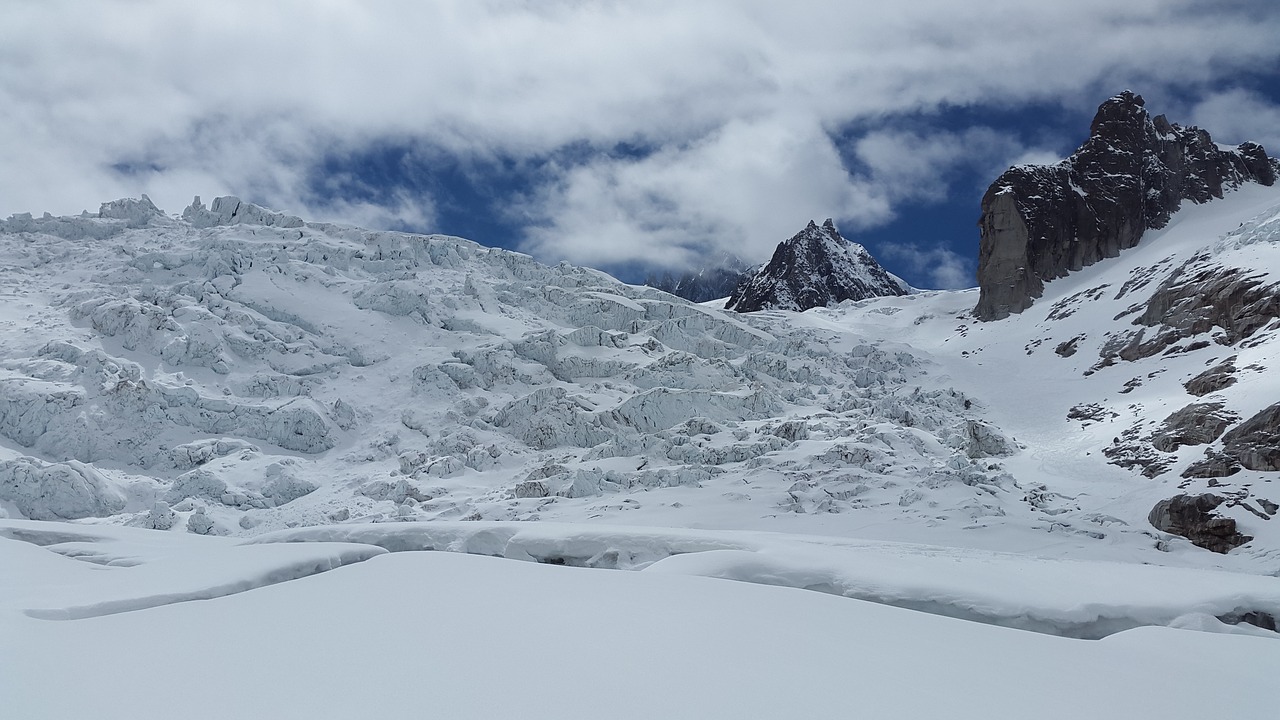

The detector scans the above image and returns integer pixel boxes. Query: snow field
[3,522,1277,720]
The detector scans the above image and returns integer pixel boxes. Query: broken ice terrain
[4,189,1280,718]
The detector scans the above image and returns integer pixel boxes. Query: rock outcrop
[726,219,907,313]
[1220,403,1280,472]
[1148,403,1237,453]
[975,91,1279,321]
[1148,493,1251,553]
[1184,359,1237,397]
[1133,264,1280,350]
[1182,402,1280,478]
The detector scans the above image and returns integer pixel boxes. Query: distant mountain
[725,218,908,313]
[645,254,750,303]
[975,90,1279,321]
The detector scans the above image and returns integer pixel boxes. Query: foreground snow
[3,520,1277,719]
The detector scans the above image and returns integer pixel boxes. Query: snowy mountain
[4,183,1279,559]
[5,96,1280,719]
[644,253,751,303]
[725,218,908,312]
[966,91,1280,555]
[975,91,1278,321]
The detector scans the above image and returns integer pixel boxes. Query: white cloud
[519,122,1062,270]
[518,117,891,269]
[307,191,437,233]
[2,0,1278,265]
[1189,89,1280,152]
[851,128,1062,204]
[878,243,976,290]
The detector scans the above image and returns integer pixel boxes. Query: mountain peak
[725,219,907,313]
[974,91,1280,321]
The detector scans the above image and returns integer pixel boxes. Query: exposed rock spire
[726,218,907,313]
[974,91,1279,321]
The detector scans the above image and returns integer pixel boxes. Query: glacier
[5,186,1280,719]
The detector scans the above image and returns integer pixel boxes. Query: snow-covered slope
[3,187,1280,567]
[6,187,1280,718]
[0,196,1023,550]
[5,521,1276,720]
[809,182,1280,562]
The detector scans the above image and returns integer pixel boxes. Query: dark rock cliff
[725,219,907,313]
[1148,493,1252,553]
[974,91,1279,321]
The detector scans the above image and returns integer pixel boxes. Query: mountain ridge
[725,218,908,313]
[975,90,1279,321]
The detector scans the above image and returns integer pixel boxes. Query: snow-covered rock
[726,219,908,313]
[975,91,1279,320]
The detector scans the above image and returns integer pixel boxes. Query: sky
[4,0,1280,289]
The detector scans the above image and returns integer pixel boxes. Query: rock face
[1184,359,1237,397]
[1133,265,1280,351]
[974,91,1279,321]
[1182,402,1280,478]
[1148,493,1251,553]
[1148,403,1236,453]
[726,219,907,313]
[646,255,751,303]
[1221,403,1280,472]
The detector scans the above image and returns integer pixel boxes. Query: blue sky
[5,1,1280,289]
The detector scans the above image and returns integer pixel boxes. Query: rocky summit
[974,91,1279,321]
[725,219,907,313]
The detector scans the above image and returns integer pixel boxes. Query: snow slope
[3,188,1280,563]
[4,189,1280,717]
[805,182,1280,563]
[3,520,1278,719]
[0,195,1030,553]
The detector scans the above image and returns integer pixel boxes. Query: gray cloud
[4,0,1278,269]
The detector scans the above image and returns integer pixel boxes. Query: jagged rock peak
[725,218,908,313]
[974,90,1280,321]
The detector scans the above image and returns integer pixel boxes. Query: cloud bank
[4,0,1279,285]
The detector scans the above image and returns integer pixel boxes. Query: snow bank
[0,520,385,620]
[7,540,1277,720]
[252,521,1280,638]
